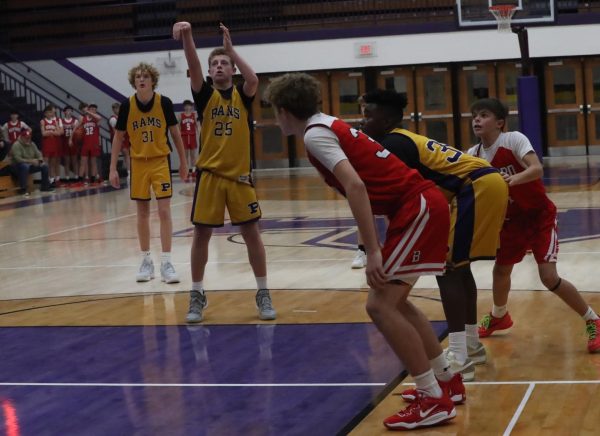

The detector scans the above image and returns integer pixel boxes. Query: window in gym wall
[384,76,408,103]
[338,78,361,115]
[465,70,490,106]
[555,114,578,141]
[423,75,446,111]
[553,67,577,105]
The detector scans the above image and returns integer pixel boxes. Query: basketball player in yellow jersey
[109,62,188,285]
[173,21,276,323]
[361,89,508,383]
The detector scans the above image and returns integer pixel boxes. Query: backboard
[456,0,555,28]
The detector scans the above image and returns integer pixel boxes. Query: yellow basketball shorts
[447,168,508,267]
[130,156,172,201]
[191,170,261,227]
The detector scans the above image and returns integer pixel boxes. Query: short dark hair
[43,104,55,113]
[64,105,73,111]
[183,99,193,106]
[470,98,508,120]
[362,89,407,123]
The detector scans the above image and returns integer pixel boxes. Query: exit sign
[354,42,377,58]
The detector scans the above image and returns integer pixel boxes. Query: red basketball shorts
[382,187,450,281]
[496,205,558,265]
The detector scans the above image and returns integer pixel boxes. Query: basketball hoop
[489,5,517,33]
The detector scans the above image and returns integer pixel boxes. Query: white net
[489,5,516,33]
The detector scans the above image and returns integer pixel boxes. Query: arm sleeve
[11,144,25,163]
[304,126,348,172]
[161,96,178,127]
[509,131,535,160]
[33,144,42,159]
[109,117,117,128]
[115,99,130,131]
[381,133,420,169]
[192,84,214,121]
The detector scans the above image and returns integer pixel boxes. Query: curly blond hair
[128,62,160,90]
[264,73,320,120]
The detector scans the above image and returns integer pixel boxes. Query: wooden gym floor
[1,157,600,434]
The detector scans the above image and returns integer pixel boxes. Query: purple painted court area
[0,322,447,435]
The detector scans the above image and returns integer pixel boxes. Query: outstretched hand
[220,23,233,52]
[173,21,191,40]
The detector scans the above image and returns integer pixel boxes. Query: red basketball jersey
[6,120,25,143]
[41,117,63,149]
[305,114,434,216]
[468,131,553,215]
[62,117,76,138]
[81,115,100,147]
[180,112,198,136]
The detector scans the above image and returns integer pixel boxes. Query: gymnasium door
[330,70,365,127]
[377,68,416,132]
[584,58,600,155]
[458,63,496,148]
[254,76,290,168]
[496,62,521,134]
[415,66,454,146]
[545,59,588,155]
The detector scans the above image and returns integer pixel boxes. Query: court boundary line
[504,382,535,436]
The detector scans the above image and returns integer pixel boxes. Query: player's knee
[157,205,171,221]
[541,273,561,292]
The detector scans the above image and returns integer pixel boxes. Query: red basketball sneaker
[587,319,600,353]
[478,312,514,338]
[383,391,456,430]
[400,373,466,405]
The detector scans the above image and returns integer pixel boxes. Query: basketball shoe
[160,261,180,284]
[256,289,276,320]
[136,257,154,282]
[444,349,475,382]
[383,391,456,430]
[186,290,208,323]
[478,312,514,338]
[467,341,487,364]
[400,373,466,404]
[351,249,367,269]
[587,319,600,353]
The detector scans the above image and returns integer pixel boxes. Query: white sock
[192,281,204,294]
[413,369,442,399]
[465,324,479,348]
[448,332,468,363]
[160,252,171,264]
[492,304,508,318]
[141,251,151,260]
[583,307,599,321]
[430,352,453,382]
[256,276,267,290]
